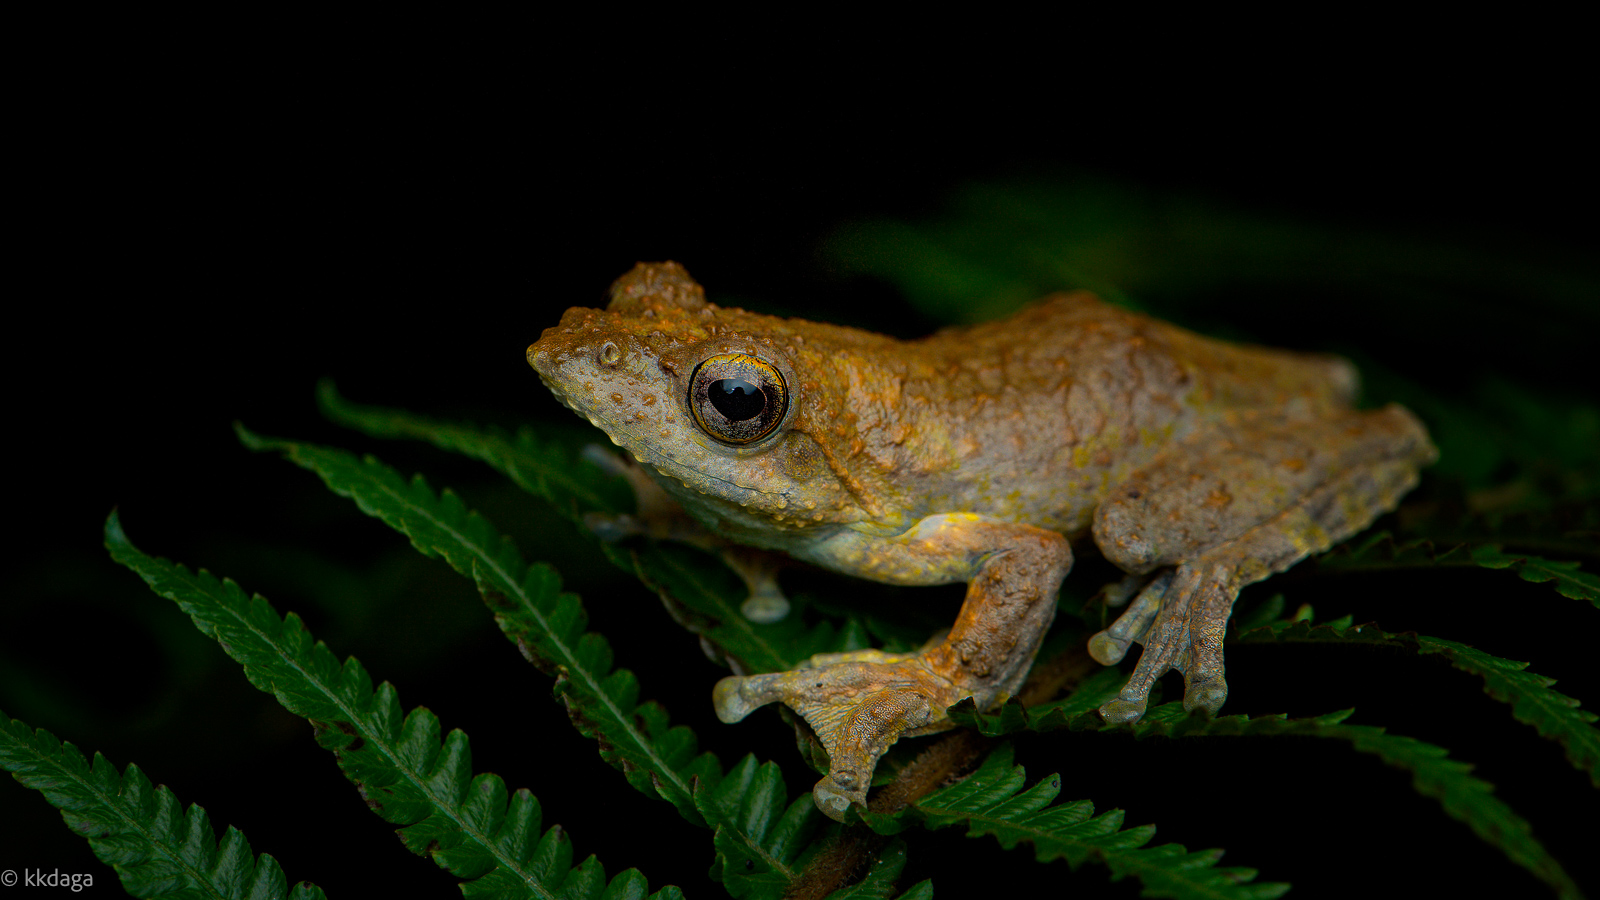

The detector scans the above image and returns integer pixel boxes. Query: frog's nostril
[599,341,622,367]
[526,345,548,372]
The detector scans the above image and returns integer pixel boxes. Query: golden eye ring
[689,353,789,445]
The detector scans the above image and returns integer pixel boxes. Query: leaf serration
[1,710,326,900]
[105,511,682,900]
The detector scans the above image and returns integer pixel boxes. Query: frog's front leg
[1088,405,1436,724]
[581,445,792,623]
[713,515,1071,819]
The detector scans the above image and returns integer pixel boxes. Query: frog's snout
[525,343,549,374]
[526,342,574,409]
[527,331,626,378]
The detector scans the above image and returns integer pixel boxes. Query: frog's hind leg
[1089,405,1436,724]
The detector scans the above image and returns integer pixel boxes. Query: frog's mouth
[528,336,805,526]
[534,365,788,507]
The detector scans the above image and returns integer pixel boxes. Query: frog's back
[913,292,1356,413]
[857,292,1359,536]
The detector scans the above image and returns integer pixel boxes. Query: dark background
[4,18,1595,899]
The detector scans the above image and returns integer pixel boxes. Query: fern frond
[1,710,325,900]
[318,384,857,673]
[927,664,1129,740]
[1315,532,1600,608]
[696,755,822,898]
[234,424,715,817]
[947,702,1582,898]
[867,743,1288,900]
[695,755,930,898]
[236,426,817,888]
[316,379,631,519]
[1138,704,1582,899]
[104,512,682,900]
[1026,666,1129,723]
[1235,616,1600,787]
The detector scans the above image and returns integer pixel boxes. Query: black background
[4,16,1595,899]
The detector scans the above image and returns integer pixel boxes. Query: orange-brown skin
[528,262,1436,820]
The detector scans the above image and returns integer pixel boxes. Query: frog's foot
[1086,406,1437,726]
[1088,566,1231,725]
[713,649,968,820]
[582,444,792,623]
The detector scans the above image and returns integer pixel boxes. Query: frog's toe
[582,510,643,542]
[1098,626,1174,725]
[1182,674,1228,715]
[1179,624,1228,715]
[1099,695,1149,725]
[730,554,790,624]
[717,543,794,624]
[739,590,790,624]
[811,774,863,820]
[1089,570,1173,666]
[1096,571,1152,610]
[1087,632,1130,666]
[712,672,788,723]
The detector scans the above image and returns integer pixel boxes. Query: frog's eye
[689,353,789,445]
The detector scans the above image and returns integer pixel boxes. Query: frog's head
[527,262,858,541]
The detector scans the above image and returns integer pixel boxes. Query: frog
[526,261,1437,821]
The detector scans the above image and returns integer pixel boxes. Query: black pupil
[708,378,765,421]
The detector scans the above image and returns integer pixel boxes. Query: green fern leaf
[1468,545,1600,605]
[236,426,818,888]
[317,384,859,673]
[104,512,681,900]
[1235,617,1600,787]
[1034,667,1133,721]
[1314,532,1599,608]
[950,699,1582,899]
[1131,703,1583,899]
[873,743,1288,900]
[472,566,724,816]
[883,876,934,900]
[699,755,822,898]
[941,667,1129,738]
[316,379,632,518]
[233,424,716,818]
[1,710,325,900]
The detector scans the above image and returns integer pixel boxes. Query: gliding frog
[527,262,1436,820]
